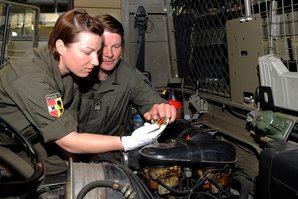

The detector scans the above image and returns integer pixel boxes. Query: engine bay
[0,118,254,199]
[1,116,297,199]
[65,119,255,199]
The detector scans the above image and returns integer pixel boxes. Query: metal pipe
[244,0,251,17]
[269,1,278,54]
[0,3,10,66]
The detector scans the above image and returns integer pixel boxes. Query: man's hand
[121,119,168,151]
[143,103,176,124]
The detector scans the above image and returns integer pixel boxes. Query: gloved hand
[121,119,168,151]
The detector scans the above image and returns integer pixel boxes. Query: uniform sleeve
[39,110,77,142]
[8,74,77,142]
[131,69,168,115]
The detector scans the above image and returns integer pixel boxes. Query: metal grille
[171,0,298,97]
[252,0,298,71]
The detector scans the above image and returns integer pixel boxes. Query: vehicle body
[1,0,298,198]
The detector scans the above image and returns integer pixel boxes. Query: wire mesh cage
[170,0,298,98]
[253,0,298,71]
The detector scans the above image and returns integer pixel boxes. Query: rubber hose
[156,177,190,196]
[94,157,154,199]
[76,180,136,199]
[209,175,231,197]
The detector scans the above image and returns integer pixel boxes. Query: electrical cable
[186,169,226,198]
[152,170,214,197]
[186,175,209,198]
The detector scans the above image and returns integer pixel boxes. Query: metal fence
[171,0,298,98]
[254,0,298,71]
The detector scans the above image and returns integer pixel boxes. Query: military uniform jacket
[0,45,78,174]
[78,59,167,135]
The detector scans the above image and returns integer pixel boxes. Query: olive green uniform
[77,59,167,135]
[0,46,78,175]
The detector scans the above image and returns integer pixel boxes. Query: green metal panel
[226,14,264,104]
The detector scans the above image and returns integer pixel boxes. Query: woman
[0,9,167,175]
[77,14,176,136]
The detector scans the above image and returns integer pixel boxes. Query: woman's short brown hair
[48,9,104,61]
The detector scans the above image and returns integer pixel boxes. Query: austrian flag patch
[46,93,64,117]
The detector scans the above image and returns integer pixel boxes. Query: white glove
[121,119,168,151]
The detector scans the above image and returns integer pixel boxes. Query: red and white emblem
[46,93,64,117]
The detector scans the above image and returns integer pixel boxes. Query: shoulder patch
[46,93,64,117]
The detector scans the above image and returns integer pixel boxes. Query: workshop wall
[74,0,121,21]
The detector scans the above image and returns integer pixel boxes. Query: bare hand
[143,103,176,123]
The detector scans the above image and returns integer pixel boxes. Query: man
[77,14,176,136]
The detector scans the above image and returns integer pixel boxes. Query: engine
[124,120,238,199]
[52,120,241,199]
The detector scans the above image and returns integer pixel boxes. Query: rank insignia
[46,93,64,117]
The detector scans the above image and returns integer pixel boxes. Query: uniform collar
[92,60,123,93]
